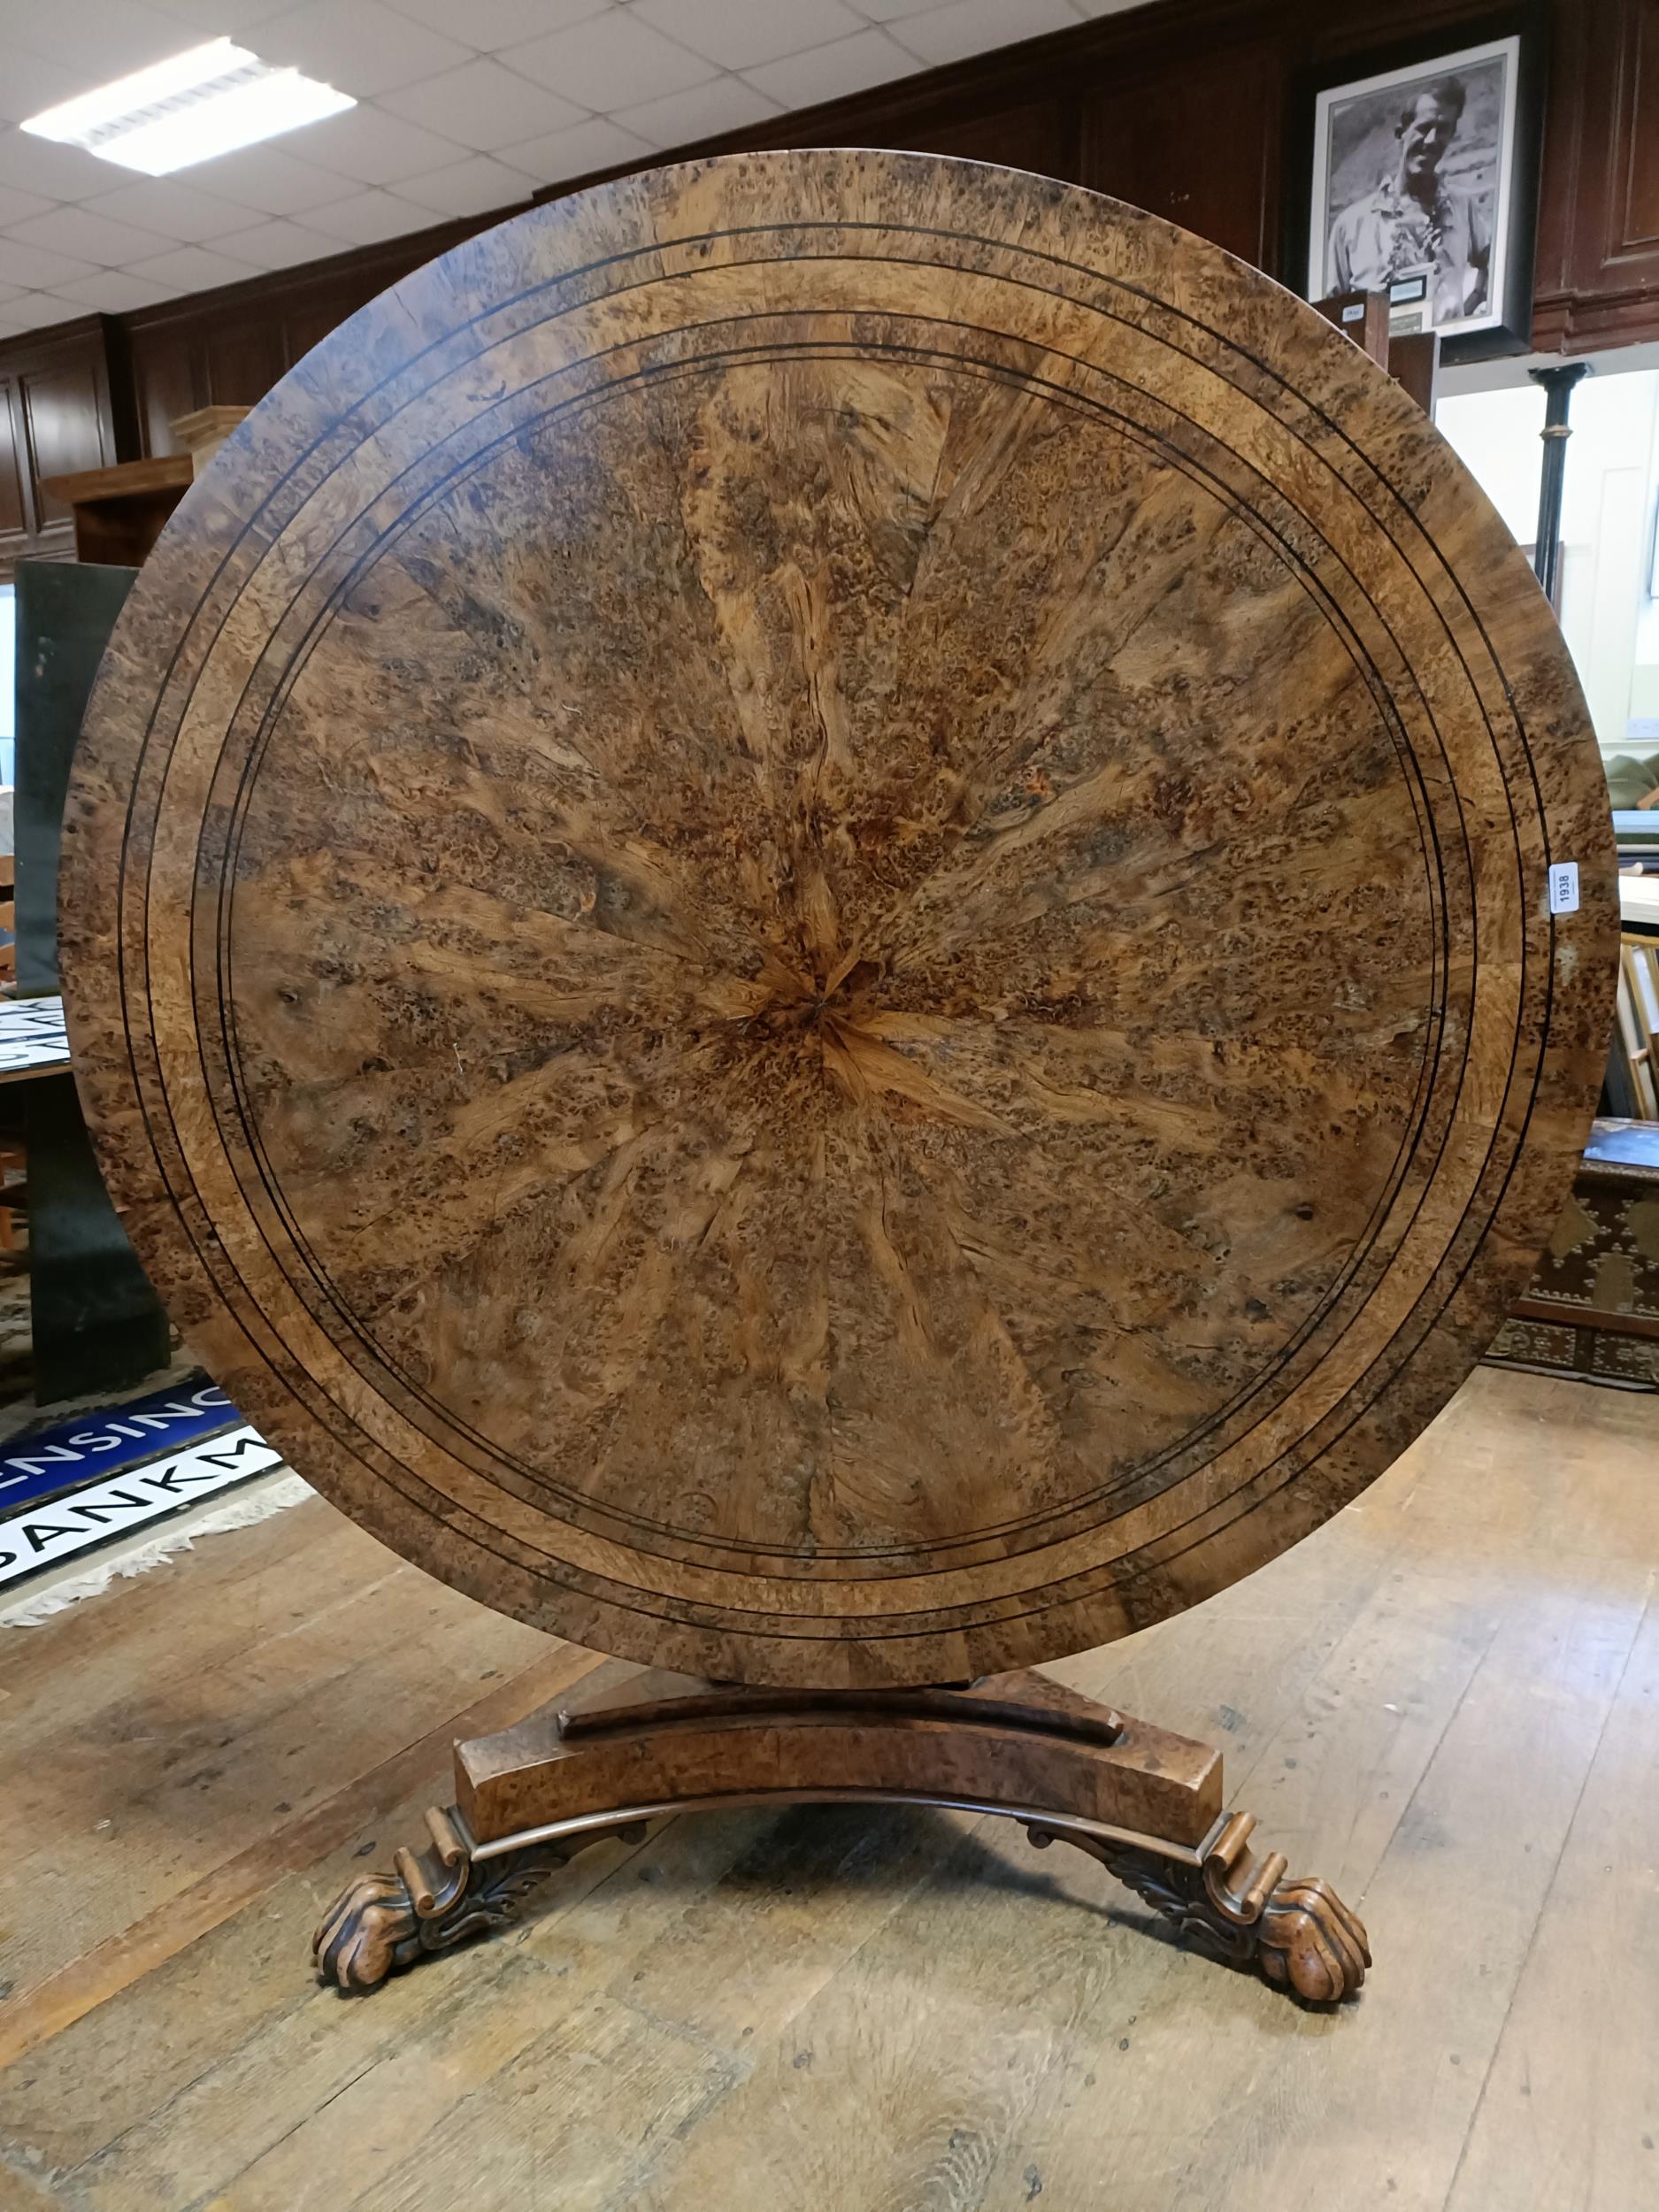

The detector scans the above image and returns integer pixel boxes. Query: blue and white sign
[0,1380,244,1514]
[0,1426,286,1588]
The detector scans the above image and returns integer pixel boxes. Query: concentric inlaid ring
[60,151,1616,1684]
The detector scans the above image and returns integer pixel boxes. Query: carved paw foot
[1030,1809,1370,2004]
[1256,1873,1371,2003]
[313,1807,647,1993]
[312,1870,422,1993]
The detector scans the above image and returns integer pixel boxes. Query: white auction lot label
[0,1426,284,1587]
[1548,861,1579,914]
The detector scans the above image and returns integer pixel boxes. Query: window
[1436,359,1659,771]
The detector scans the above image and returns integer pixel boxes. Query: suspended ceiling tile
[0,132,119,203]
[149,0,296,27]
[612,73,783,152]
[894,0,1086,67]
[0,49,85,126]
[0,185,54,228]
[0,236,99,290]
[498,114,656,184]
[51,266,177,311]
[0,0,196,81]
[255,0,473,98]
[633,0,867,72]
[7,204,179,266]
[211,214,343,267]
[287,103,468,185]
[505,12,718,111]
[0,288,89,332]
[0,0,1094,329]
[385,0,603,47]
[300,186,437,246]
[177,141,355,215]
[126,240,264,288]
[395,154,537,220]
[379,59,589,153]
[78,174,263,242]
[742,28,919,107]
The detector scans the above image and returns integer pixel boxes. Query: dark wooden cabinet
[1534,0,1659,348]
[0,0,1654,580]
[0,320,131,572]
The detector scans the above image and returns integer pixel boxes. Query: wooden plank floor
[0,1364,1655,2212]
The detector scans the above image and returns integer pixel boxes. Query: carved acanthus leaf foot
[1027,1809,1370,2004]
[313,1806,648,1993]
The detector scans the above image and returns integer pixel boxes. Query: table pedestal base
[313,1664,1369,2004]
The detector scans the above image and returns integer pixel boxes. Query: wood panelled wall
[0,319,130,567]
[2,0,1655,575]
[1532,0,1659,348]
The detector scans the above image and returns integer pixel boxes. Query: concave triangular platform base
[313,1665,1369,2005]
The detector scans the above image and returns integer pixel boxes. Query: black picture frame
[1282,4,1548,365]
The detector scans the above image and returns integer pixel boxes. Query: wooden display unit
[38,408,250,568]
[59,153,1617,2011]
[1313,288,1441,413]
[168,403,251,476]
[38,456,192,569]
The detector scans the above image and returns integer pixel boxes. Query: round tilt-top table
[59,151,1617,2002]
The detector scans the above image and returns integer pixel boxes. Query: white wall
[1436,365,1659,759]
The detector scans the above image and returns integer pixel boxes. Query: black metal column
[1528,362,1590,608]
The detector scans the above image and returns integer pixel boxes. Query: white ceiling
[0,0,1132,337]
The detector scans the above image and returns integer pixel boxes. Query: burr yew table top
[60,150,1617,1686]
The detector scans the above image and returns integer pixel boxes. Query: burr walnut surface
[58,150,1617,1686]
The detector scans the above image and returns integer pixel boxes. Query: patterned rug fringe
[0,1472,312,1628]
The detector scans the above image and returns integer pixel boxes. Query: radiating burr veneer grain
[58,151,1617,1686]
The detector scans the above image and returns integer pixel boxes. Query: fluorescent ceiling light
[21,39,354,177]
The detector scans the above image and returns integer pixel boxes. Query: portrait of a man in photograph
[1310,39,1518,340]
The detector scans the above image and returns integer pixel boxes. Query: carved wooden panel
[870,99,1068,175]
[25,372,111,526]
[1533,0,1659,349]
[0,383,27,549]
[1080,45,1277,268]
[202,319,288,414]
[131,326,199,467]
[0,320,123,576]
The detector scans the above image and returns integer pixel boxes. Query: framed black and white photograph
[1288,12,1546,362]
